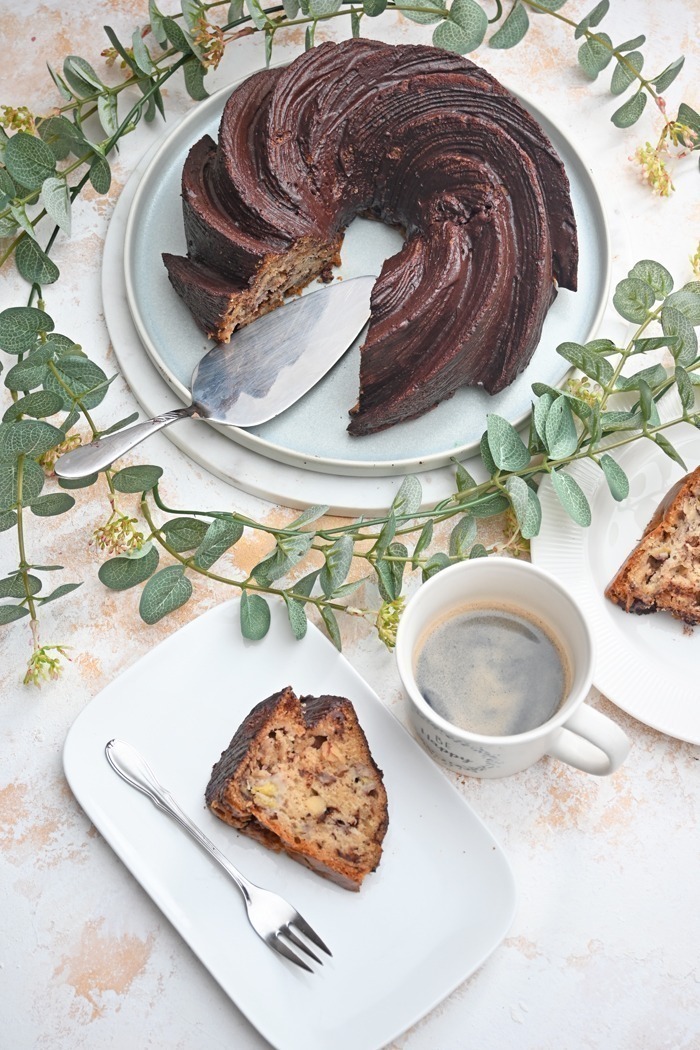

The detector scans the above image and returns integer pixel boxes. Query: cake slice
[605,465,700,625]
[205,687,389,890]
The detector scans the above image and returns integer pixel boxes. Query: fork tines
[272,915,332,972]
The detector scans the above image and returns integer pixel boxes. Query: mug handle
[546,704,631,776]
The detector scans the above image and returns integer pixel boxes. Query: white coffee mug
[395,558,631,779]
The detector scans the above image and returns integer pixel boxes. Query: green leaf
[632,335,679,354]
[433,11,485,52]
[63,55,105,94]
[486,414,530,471]
[244,0,269,29]
[628,259,673,299]
[161,15,194,50]
[0,419,63,460]
[615,364,667,392]
[89,155,111,194]
[240,591,271,640]
[44,355,111,410]
[320,534,354,595]
[139,565,192,624]
[611,90,647,128]
[376,542,407,601]
[664,289,700,326]
[489,0,528,48]
[282,0,300,16]
[599,453,629,501]
[372,511,396,561]
[111,464,163,493]
[471,492,509,518]
[422,552,451,582]
[661,304,698,366]
[193,517,243,569]
[183,56,209,101]
[308,0,342,12]
[99,412,140,436]
[577,33,613,79]
[0,510,18,532]
[41,176,72,235]
[351,8,361,34]
[160,516,209,553]
[131,27,155,72]
[97,94,120,138]
[148,0,169,44]
[469,543,488,559]
[362,0,385,13]
[674,365,695,414]
[0,457,44,510]
[504,474,529,531]
[284,593,308,639]
[411,520,433,569]
[613,276,655,323]
[0,605,30,625]
[574,0,609,38]
[30,493,75,516]
[0,573,41,598]
[4,132,56,191]
[15,238,61,286]
[600,409,643,433]
[181,0,204,32]
[652,433,686,470]
[453,460,477,493]
[38,581,82,605]
[391,474,422,517]
[544,395,578,458]
[396,0,444,24]
[615,34,645,52]
[58,472,98,490]
[651,56,684,93]
[533,392,555,443]
[321,606,341,650]
[637,379,660,428]
[610,51,643,95]
[99,546,160,590]
[287,503,329,529]
[677,103,700,150]
[551,469,591,527]
[449,513,476,557]
[0,306,54,354]
[480,430,498,475]
[46,63,74,101]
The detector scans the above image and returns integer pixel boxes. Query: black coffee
[415,602,570,737]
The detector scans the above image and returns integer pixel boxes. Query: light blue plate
[124,77,609,478]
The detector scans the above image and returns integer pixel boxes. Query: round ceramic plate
[124,74,610,478]
[531,389,700,744]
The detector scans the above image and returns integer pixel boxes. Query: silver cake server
[54,275,374,480]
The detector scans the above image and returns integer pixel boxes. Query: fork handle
[105,738,252,902]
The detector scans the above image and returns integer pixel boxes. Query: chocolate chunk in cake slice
[205,686,389,890]
[605,465,700,626]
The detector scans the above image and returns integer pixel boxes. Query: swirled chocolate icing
[163,40,578,436]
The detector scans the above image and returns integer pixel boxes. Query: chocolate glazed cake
[163,40,578,436]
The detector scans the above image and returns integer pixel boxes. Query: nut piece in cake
[605,465,700,626]
[205,686,389,891]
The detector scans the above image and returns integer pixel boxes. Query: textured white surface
[1,3,700,1049]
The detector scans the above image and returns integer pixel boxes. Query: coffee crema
[414,602,571,737]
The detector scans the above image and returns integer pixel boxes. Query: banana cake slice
[205,686,389,890]
[605,465,700,626]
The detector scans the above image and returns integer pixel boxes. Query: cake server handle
[54,406,196,480]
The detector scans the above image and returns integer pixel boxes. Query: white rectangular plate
[63,599,516,1050]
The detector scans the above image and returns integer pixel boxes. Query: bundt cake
[164,39,578,435]
[205,686,389,890]
[605,466,700,626]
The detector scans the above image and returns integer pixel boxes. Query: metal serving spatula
[54,276,374,480]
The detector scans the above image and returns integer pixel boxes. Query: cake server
[105,739,332,972]
[54,275,374,480]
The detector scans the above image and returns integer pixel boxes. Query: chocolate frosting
[164,40,578,435]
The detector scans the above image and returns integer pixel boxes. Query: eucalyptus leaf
[0,419,64,461]
[615,364,667,392]
[41,176,72,235]
[321,606,342,650]
[391,474,422,517]
[193,517,243,569]
[3,390,63,421]
[599,453,629,501]
[0,306,54,354]
[610,51,643,96]
[574,0,609,39]
[0,510,18,532]
[615,34,645,52]
[97,94,120,138]
[376,541,407,601]
[38,581,82,605]
[240,591,271,640]
[10,203,38,242]
[139,565,192,624]
[44,355,111,411]
[651,56,684,93]
[676,103,700,150]
[98,546,160,590]
[0,605,30,626]
[550,469,591,526]
[637,379,660,428]
[308,0,342,13]
[0,574,41,598]
[4,132,56,191]
[628,259,673,299]
[661,304,697,366]
[351,8,361,34]
[449,513,476,557]
[611,90,647,129]
[99,412,140,436]
[58,472,99,489]
[613,276,655,323]
[486,414,530,471]
[411,520,433,569]
[89,155,111,195]
[577,33,613,79]
[372,510,396,560]
[183,56,209,101]
[112,464,164,493]
[29,493,75,517]
[0,457,45,510]
[287,503,329,529]
[63,55,104,94]
[533,392,555,443]
[162,15,194,51]
[320,534,354,595]
[15,238,61,286]
[422,552,451,582]
[282,0,299,16]
[245,0,269,29]
[470,492,509,518]
[148,0,169,44]
[469,543,488,558]
[362,0,386,14]
[453,460,477,493]
[664,289,700,327]
[284,594,308,639]
[674,366,695,414]
[160,516,209,553]
[652,433,686,470]
[395,0,443,25]
[489,0,528,49]
[432,16,478,53]
[544,395,578,458]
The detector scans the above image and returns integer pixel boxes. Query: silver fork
[105,738,331,972]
